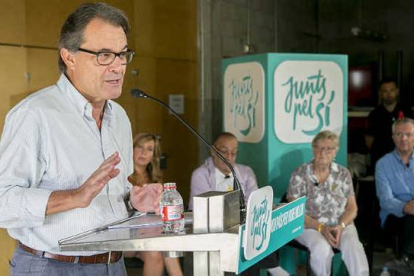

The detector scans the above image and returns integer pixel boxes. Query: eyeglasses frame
[77,47,135,65]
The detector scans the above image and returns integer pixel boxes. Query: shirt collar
[56,74,113,120]
[214,167,232,179]
[309,159,338,172]
[393,149,414,166]
[206,157,234,178]
[308,160,338,182]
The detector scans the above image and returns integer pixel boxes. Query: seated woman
[287,130,369,276]
[124,133,183,276]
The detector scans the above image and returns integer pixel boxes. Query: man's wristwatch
[340,222,346,229]
[124,192,135,212]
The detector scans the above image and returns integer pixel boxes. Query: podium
[59,213,240,275]
[59,189,305,275]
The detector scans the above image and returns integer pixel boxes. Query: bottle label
[161,205,182,221]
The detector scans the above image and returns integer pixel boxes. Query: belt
[19,243,122,264]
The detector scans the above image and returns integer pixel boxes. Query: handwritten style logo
[274,60,343,144]
[229,76,259,136]
[243,186,272,260]
[283,69,335,136]
[224,62,264,143]
[250,197,271,250]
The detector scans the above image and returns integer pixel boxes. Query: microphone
[131,88,246,222]
[314,182,319,187]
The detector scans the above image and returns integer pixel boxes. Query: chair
[287,240,311,276]
[287,239,345,276]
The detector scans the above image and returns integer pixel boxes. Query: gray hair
[392,118,414,133]
[311,130,339,149]
[58,2,130,72]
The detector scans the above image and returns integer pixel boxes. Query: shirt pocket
[330,184,346,199]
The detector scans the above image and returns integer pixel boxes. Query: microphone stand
[131,89,246,223]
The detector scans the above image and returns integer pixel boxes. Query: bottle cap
[163,182,176,189]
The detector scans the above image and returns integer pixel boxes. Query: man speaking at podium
[0,3,161,276]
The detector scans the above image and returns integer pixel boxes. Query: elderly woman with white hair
[287,130,369,276]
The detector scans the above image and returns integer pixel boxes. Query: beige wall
[132,0,198,193]
[0,0,197,274]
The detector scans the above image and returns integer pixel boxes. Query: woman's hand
[327,224,343,248]
[321,224,342,248]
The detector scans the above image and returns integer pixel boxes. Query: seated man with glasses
[189,132,287,276]
[376,118,414,267]
[188,132,257,210]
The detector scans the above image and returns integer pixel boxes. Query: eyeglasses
[217,148,238,158]
[394,132,414,138]
[77,48,135,65]
[313,146,336,153]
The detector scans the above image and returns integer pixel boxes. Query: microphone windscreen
[130,89,146,98]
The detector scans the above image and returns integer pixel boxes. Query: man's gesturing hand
[46,152,121,214]
[75,152,121,208]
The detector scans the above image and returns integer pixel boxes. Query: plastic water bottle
[380,266,390,276]
[159,183,185,233]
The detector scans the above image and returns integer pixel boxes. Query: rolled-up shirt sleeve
[375,159,406,219]
[0,106,51,228]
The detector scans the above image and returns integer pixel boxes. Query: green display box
[222,53,348,200]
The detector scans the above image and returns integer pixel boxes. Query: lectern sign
[243,186,273,260]
[237,195,306,274]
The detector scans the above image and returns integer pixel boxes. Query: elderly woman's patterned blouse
[287,161,355,226]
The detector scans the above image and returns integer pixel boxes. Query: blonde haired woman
[125,133,183,276]
[128,133,163,187]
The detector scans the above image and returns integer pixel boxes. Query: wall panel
[27,48,60,92]
[0,45,27,276]
[25,0,134,47]
[0,0,25,44]
[155,58,198,203]
[154,0,197,60]
[0,46,27,130]
[132,1,198,203]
